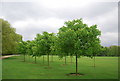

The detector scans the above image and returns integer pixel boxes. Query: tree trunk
[65,56,67,65]
[51,54,53,62]
[48,54,49,66]
[70,56,72,63]
[43,55,44,64]
[94,56,95,67]
[76,54,78,75]
[35,56,36,63]
[29,55,30,62]
[24,54,25,62]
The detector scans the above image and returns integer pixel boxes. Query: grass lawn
[2,55,118,79]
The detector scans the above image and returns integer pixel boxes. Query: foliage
[56,19,101,74]
[99,45,119,56]
[18,41,27,55]
[57,19,101,58]
[0,19,22,54]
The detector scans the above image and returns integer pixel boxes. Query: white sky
[0,0,119,46]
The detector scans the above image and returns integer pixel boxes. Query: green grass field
[2,55,118,79]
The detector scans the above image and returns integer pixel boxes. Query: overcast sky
[1,0,119,47]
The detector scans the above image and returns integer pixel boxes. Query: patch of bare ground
[0,55,20,59]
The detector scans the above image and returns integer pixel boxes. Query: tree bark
[35,56,36,63]
[29,55,30,61]
[93,56,95,67]
[24,54,25,62]
[51,54,53,62]
[65,56,67,65]
[70,56,72,63]
[48,54,49,66]
[43,55,44,64]
[76,54,78,75]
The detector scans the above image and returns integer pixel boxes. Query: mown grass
[2,55,118,79]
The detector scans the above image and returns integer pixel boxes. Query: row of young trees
[18,19,102,75]
[18,32,56,63]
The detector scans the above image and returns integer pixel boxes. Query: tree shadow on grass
[66,73,84,76]
[44,66,52,69]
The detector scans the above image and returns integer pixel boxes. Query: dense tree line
[98,45,119,56]
[0,19,22,55]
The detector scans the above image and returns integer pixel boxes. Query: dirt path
[0,55,20,59]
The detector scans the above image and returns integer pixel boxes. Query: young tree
[35,32,54,66]
[49,33,57,62]
[35,34,45,64]
[31,40,39,63]
[57,28,75,65]
[26,40,33,61]
[18,41,27,62]
[57,19,101,75]
[87,40,101,67]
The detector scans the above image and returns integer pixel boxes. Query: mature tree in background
[57,19,101,75]
[107,45,119,56]
[98,45,119,56]
[0,19,22,55]
[98,46,108,56]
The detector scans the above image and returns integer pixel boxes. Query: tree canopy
[57,19,101,58]
[0,19,22,54]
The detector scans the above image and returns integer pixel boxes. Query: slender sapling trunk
[48,54,49,66]
[65,56,67,65]
[93,56,96,67]
[24,54,25,62]
[51,54,53,62]
[43,55,44,64]
[76,54,78,75]
[35,56,36,63]
[29,55,30,62]
[70,56,73,63]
